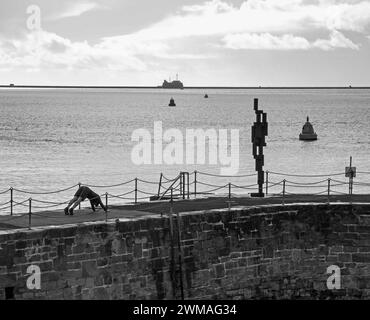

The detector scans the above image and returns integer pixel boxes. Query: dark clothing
[74,186,100,205]
[67,186,107,214]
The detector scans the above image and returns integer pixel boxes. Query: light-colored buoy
[168,97,176,107]
[299,116,317,141]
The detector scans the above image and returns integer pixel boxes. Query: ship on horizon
[160,74,184,89]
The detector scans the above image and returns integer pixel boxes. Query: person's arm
[90,200,96,212]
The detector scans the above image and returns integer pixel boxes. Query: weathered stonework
[1,203,370,300]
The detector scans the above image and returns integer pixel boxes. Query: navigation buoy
[204,94,208,98]
[168,97,176,107]
[299,116,317,141]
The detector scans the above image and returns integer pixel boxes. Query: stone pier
[1,203,370,299]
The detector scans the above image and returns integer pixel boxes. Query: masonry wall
[1,203,370,300]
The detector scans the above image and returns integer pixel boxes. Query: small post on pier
[158,173,163,197]
[181,172,186,200]
[179,173,183,199]
[194,171,197,198]
[349,156,353,196]
[228,182,232,210]
[134,178,138,204]
[265,171,269,196]
[105,192,108,222]
[282,180,286,205]
[345,156,356,203]
[175,209,185,300]
[349,156,352,195]
[187,173,190,199]
[28,198,32,230]
[168,187,176,298]
[10,187,13,216]
[327,178,331,204]
[78,183,81,210]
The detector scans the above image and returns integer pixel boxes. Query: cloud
[223,33,311,50]
[48,1,103,20]
[0,30,146,71]
[0,0,368,75]
[109,0,370,41]
[222,30,359,50]
[313,30,360,50]
[97,0,368,55]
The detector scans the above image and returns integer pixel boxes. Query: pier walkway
[0,194,369,231]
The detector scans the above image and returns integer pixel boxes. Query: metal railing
[1,169,370,229]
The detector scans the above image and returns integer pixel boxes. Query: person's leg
[90,200,96,212]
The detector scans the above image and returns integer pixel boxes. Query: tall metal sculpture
[251,98,268,197]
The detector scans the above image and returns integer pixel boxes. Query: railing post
[348,156,353,197]
[194,171,197,198]
[168,187,176,298]
[134,178,138,204]
[265,171,269,196]
[28,198,32,230]
[228,183,232,210]
[158,173,163,197]
[349,177,353,204]
[282,179,286,205]
[10,187,13,216]
[181,172,184,200]
[327,178,331,204]
[187,172,190,199]
[175,209,185,300]
[105,192,108,222]
[179,173,182,199]
[78,182,81,210]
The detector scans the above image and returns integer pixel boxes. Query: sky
[0,0,370,86]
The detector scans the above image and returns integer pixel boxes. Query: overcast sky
[0,0,370,86]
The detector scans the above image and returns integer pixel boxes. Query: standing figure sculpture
[251,98,268,197]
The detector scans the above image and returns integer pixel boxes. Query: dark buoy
[299,116,317,141]
[204,93,208,98]
[168,97,176,107]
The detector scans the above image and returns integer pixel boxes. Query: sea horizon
[1,85,370,89]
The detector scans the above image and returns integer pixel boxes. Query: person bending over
[64,186,107,215]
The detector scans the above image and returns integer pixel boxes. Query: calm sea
[1,88,370,214]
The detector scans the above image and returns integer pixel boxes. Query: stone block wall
[1,203,370,299]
